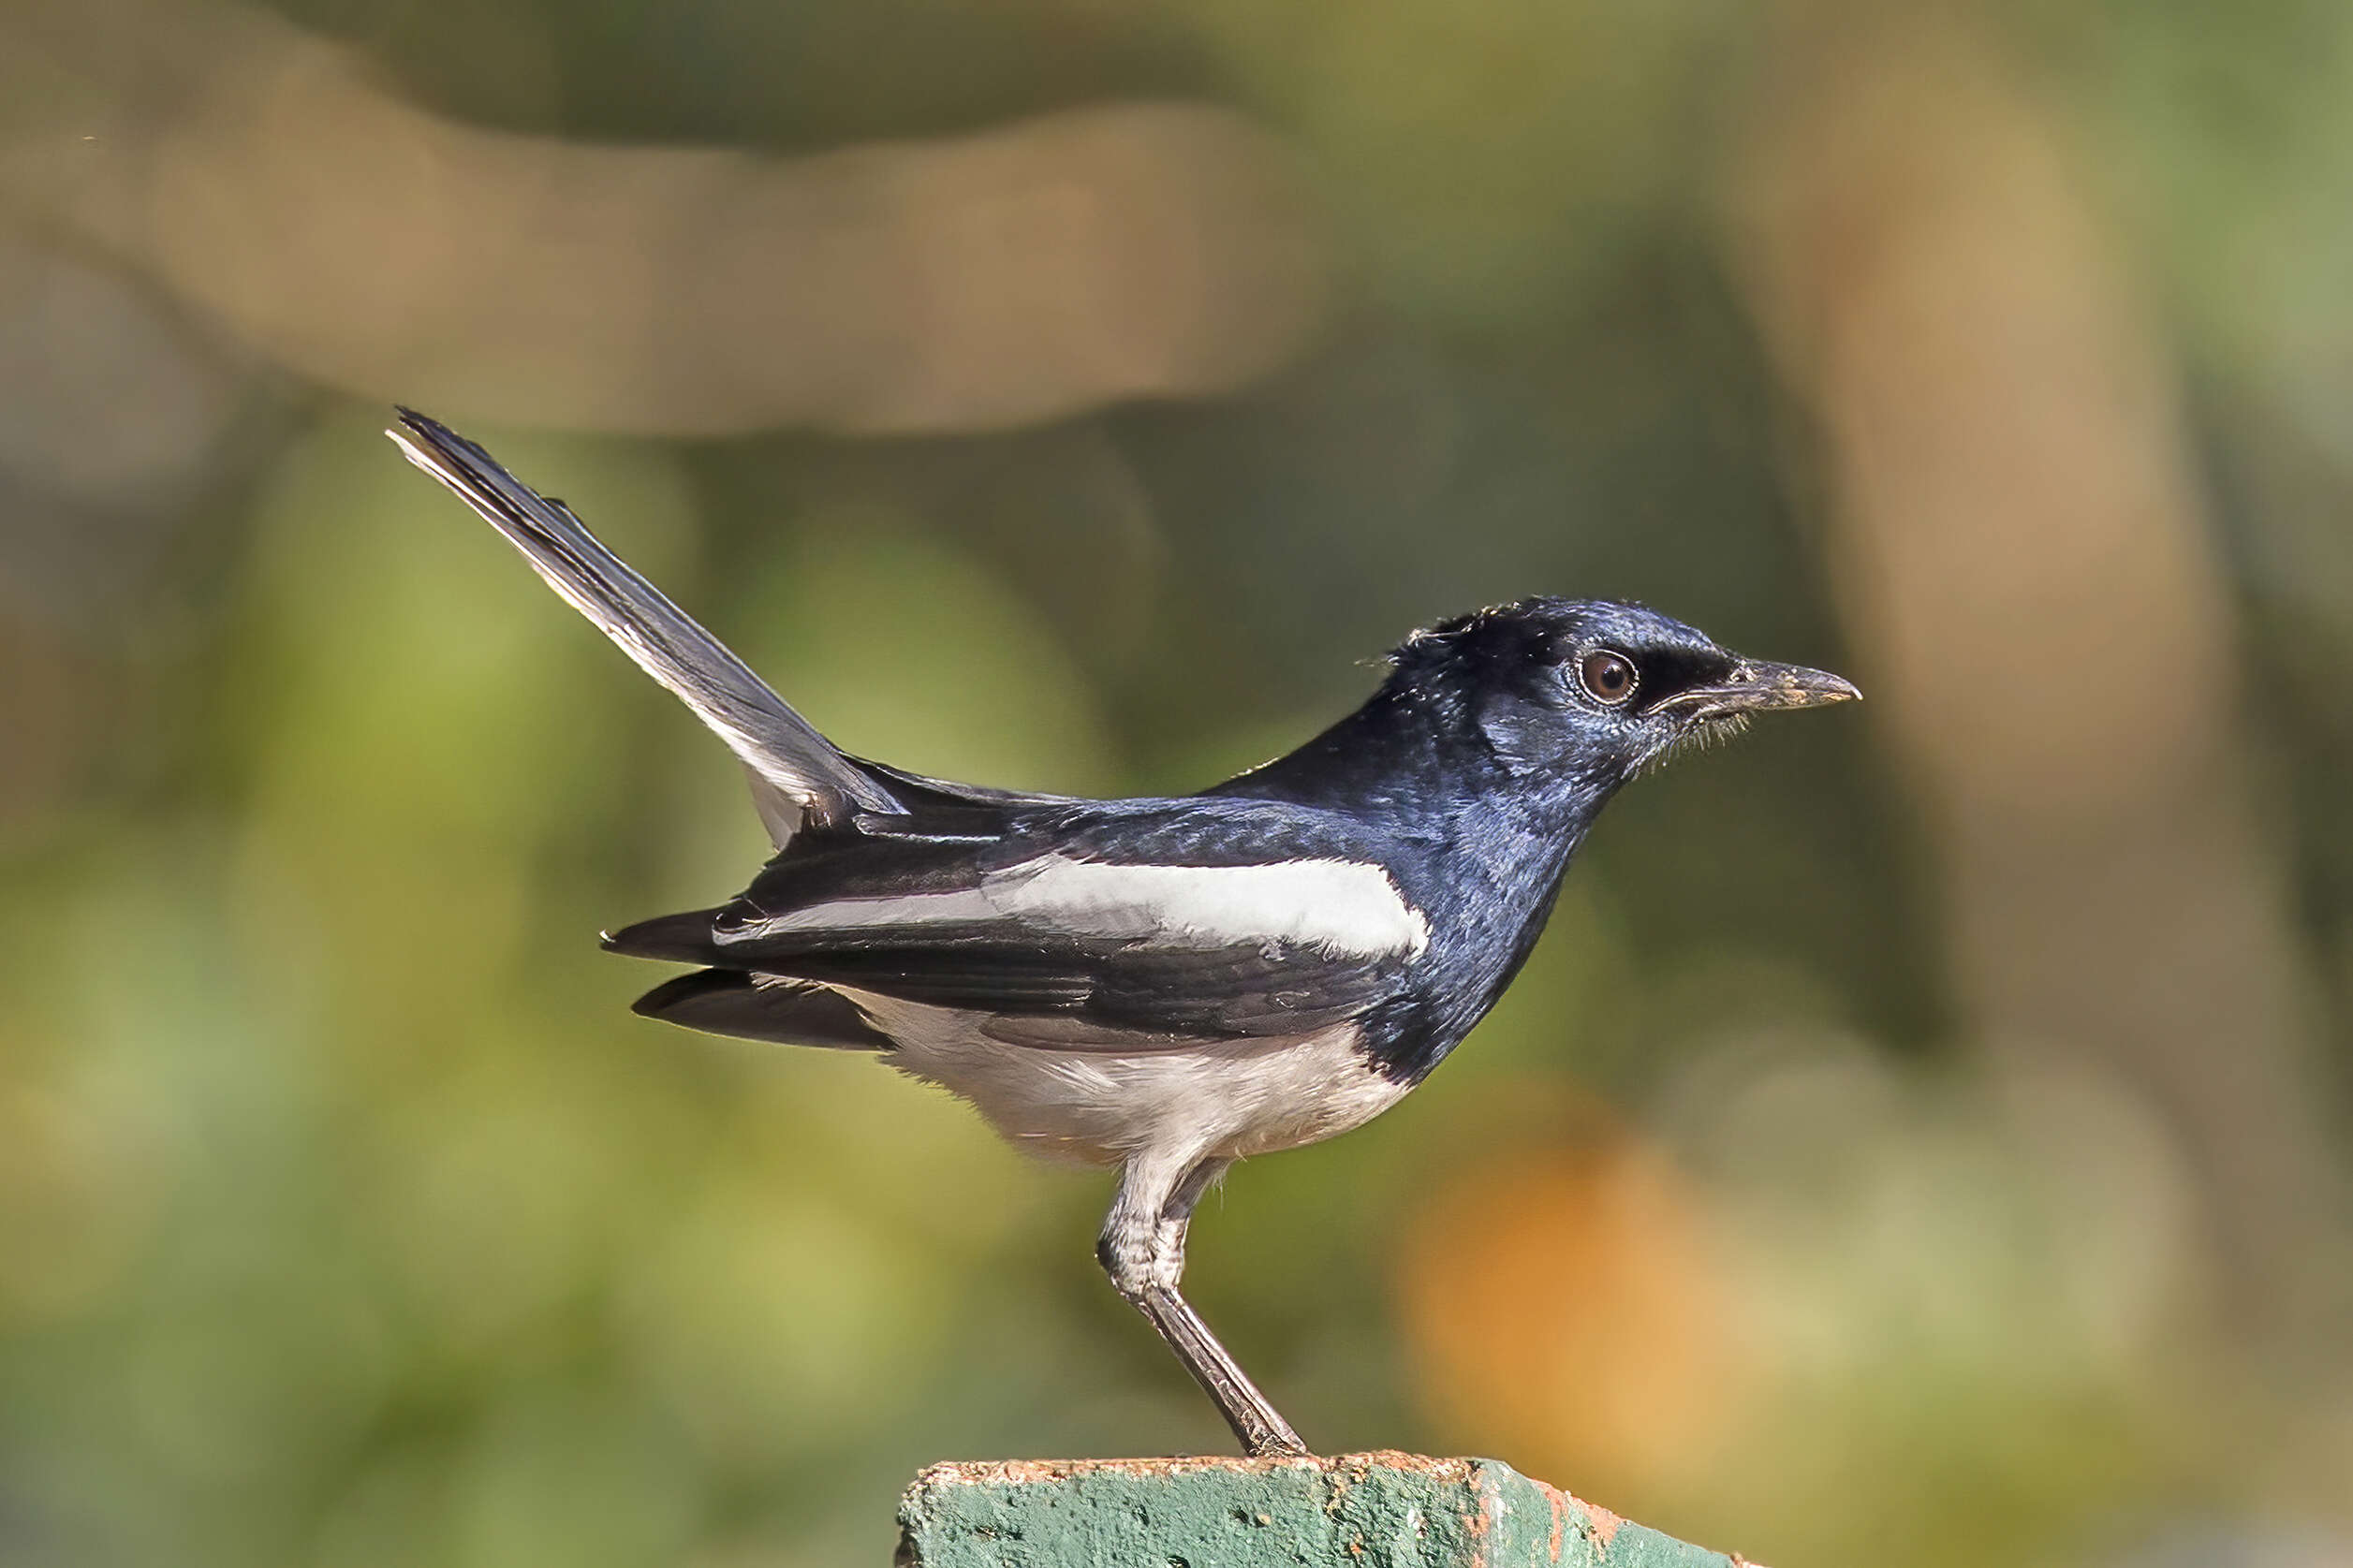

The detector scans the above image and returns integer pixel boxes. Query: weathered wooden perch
[897,1452,1750,1568]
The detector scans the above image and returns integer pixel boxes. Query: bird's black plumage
[389,407,1858,1459]
[602,597,1826,1085]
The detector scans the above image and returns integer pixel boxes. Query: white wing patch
[725,855,1430,960]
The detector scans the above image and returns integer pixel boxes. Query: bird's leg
[1134,1285,1308,1458]
[1098,1154,1309,1458]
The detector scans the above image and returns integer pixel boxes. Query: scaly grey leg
[1097,1154,1308,1458]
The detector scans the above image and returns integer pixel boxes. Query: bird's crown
[1387,597,1731,709]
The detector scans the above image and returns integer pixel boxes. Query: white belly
[846,992,1411,1168]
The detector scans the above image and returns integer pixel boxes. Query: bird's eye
[1579,650,1638,706]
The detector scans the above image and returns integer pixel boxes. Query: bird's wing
[606,817,1429,1044]
[388,408,904,842]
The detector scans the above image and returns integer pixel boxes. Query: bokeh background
[7,0,2353,1563]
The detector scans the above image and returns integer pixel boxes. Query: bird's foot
[1239,1417,1312,1459]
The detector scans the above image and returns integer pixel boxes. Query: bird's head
[1389,597,1859,790]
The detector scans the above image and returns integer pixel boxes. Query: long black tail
[389,409,904,839]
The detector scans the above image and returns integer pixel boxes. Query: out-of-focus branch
[1727,7,2347,1332]
[1,0,1329,436]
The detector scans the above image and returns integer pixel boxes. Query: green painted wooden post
[897,1453,1753,1568]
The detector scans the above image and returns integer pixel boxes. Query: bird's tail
[388,409,904,840]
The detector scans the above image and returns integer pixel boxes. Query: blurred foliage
[4,1,2353,1566]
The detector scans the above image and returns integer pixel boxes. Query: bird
[388,406,1859,1458]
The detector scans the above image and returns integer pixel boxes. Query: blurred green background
[7,0,2353,1563]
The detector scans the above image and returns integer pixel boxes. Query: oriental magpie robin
[390,408,1858,1458]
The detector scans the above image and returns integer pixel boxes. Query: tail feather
[601,909,728,964]
[388,408,904,839]
[633,970,890,1050]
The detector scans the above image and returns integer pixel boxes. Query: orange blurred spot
[1395,1120,1745,1502]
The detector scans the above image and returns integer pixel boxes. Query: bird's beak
[1665,660,1861,721]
